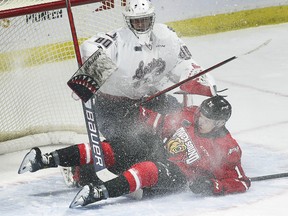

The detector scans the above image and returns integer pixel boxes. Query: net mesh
[0,0,126,152]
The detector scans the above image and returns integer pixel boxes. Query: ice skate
[18,147,57,174]
[69,184,108,208]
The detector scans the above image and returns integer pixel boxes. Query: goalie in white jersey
[78,0,217,174]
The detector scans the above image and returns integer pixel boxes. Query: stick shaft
[143,56,237,103]
[66,1,113,179]
[251,172,288,182]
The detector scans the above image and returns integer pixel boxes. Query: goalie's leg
[61,164,101,188]
[60,166,80,188]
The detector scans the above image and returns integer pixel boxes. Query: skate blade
[18,150,35,174]
[69,185,90,208]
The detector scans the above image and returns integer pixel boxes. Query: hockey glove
[189,177,223,196]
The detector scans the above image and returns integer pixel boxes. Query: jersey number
[95,37,112,49]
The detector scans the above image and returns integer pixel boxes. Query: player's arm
[214,140,251,195]
[189,138,251,195]
[215,163,251,195]
[139,106,190,138]
[189,167,251,196]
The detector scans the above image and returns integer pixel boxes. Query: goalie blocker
[67,48,117,102]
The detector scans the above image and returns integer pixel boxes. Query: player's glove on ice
[189,176,223,195]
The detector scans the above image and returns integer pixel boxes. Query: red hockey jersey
[140,106,251,195]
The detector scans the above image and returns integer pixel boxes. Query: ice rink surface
[0,23,288,216]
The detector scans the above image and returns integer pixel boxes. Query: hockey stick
[66,0,116,181]
[142,39,272,104]
[250,172,288,182]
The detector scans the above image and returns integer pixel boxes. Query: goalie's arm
[164,41,217,97]
[80,32,118,64]
[67,32,119,102]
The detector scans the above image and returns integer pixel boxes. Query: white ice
[1,23,288,216]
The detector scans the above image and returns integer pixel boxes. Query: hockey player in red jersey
[18,95,251,207]
[139,95,250,195]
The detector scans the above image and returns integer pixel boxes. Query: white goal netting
[0,0,126,154]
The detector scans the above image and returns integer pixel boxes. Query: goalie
[18,96,251,207]
[69,0,218,164]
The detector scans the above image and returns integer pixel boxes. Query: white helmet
[123,0,155,45]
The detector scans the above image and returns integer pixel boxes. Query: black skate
[18,147,57,174]
[69,184,108,208]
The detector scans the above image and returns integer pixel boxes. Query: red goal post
[0,0,126,154]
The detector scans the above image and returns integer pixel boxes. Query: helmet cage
[123,0,155,44]
[124,13,155,35]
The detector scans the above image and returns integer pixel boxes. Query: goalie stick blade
[67,48,117,102]
[18,149,36,174]
[96,168,118,182]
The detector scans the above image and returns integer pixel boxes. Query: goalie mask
[123,0,155,45]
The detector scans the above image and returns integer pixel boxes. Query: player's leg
[18,142,115,174]
[70,160,186,207]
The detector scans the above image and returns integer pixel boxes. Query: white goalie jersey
[80,23,215,99]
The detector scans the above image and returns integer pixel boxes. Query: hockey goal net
[0,0,126,154]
